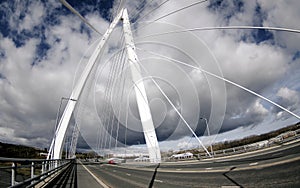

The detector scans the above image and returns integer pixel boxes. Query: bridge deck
[42,140,300,187]
[77,162,105,188]
[42,161,104,188]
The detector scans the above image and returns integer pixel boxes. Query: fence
[163,128,300,161]
[197,129,300,159]
[0,157,73,187]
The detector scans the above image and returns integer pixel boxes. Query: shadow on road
[148,163,160,188]
[44,160,77,188]
[223,166,243,188]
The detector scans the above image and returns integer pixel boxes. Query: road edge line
[78,160,110,188]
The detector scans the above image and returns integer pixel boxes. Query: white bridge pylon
[48,9,161,163]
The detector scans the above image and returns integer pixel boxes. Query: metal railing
[0,157,73,187]
[198,129,300,159]
[163,128,300,161]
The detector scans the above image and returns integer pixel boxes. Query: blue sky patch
[208,0,244,21]
[250,3,274,44]
[66,0,114,21]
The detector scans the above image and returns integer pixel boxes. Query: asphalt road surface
[78,140,300,187]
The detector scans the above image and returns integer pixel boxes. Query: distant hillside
[169,121,300,157]
[1,122,299,159]
[0,142,46,159]
[183,121,300,155]
[212,121,300,151]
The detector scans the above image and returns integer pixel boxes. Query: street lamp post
[54,97,77,133]
[49,97,77,159]
[200,117,214,157]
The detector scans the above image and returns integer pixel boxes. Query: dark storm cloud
[0,0,299,152]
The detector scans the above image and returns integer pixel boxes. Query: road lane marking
[205,167,212,170]
[126,173,131,176]
[249,162,258,166]
[154,179,163,183]
[106,155,300,173]
[79,161,110,188]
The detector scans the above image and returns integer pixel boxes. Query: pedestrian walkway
[41,161,105,188]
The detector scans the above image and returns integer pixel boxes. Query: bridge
[1,133,300,187]
[1,0,300,187]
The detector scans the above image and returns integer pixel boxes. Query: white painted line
[249,162,258,166]
[126,173,131,176]
[154,179,163,183]
[221,186,240,188]
[79,161,109,188]
[205,167,212,170]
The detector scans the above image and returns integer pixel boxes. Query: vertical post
[122,8,161,163]
[65,138,68,159]
[31,162,35,179]
[201,118,214,157]
[11,162,16,186]
[42,161,45,174]
[44,161,46,172]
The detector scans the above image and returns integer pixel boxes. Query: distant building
[39,152,48,157]
[134,156,150,162]
[170,152,193,160]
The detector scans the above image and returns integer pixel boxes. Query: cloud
[222,99,268,132]
[258,0,300,53]
[0,0,109,149]
[0,0,299,153]
[19,2,45,31]
[277,87,299,105]
[272,87,300,120]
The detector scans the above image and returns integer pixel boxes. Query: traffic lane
[129,140,300,171]
[153,158,300,187]
[84,158,300,188]
[158,155,299,171]
[157,141,300,170]
[86,163,159,188]
[79,141,300,187]
[82,156,300,187]
[218,159,300,187]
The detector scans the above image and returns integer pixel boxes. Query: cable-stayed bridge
[48,0,300,163]
[1,0,300,187]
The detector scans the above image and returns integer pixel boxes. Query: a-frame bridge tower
[48,8,161,163]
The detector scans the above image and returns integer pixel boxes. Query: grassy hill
[0,142,46,159]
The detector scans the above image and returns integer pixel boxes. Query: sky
[0,0,300,153]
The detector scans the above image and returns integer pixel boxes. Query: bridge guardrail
[0,157,73,187]
[198,129,300,159]
[163,128,300,162]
